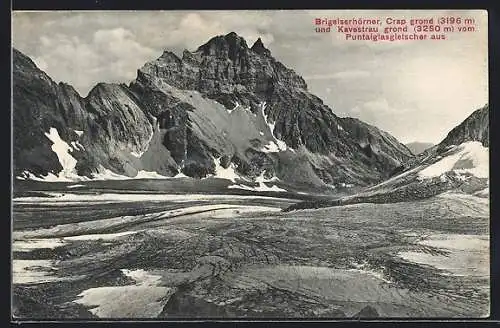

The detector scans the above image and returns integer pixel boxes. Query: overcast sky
[12,10,488,144]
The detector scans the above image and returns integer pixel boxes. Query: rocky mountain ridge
[439,104,489,149]
[13,32,414,190]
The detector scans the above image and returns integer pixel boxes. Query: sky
[12,10,488,144]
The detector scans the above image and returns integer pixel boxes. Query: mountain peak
[225,31,241,39]
[196,32,249,54]
[251,37,271,56]
[223,32,249,49]
[13,47,38,70]
[160,50,182,62]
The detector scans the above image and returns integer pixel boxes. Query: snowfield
[43,127,80,181]
[213,157,240,182]
[419,141,488,179]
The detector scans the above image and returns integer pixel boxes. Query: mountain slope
[13,48,88,179]
[362,105,489,197]
[439,105,489,149]
[405,142,434,155]
[13,49,166,181]
[13,33,414,189]
[287,105,489,209]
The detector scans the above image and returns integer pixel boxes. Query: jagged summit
[137,31,309,107]
[195,33,272,57]
[159,50,182,63]
[224,31,247,45]
[251,37,271,56]
[196,32,249,57]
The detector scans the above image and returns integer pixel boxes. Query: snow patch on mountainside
[173,171,189,178]
[261,141,282,153]
[213,157,240,182]
[228,101,240,114]
[91,167,132,180]
[255,171,279,184]
[70,141,85,151]
[15,128,91,182]
[130,121,155,158]
[91,166,166,180]
[260,102,287,152]
[134,170,167,179]
[130,151,143,158]
[419,141,488,179]
[40,127,82,181]
[228,171,286,192]
[16,171,62,182]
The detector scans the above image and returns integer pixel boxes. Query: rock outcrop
[439,104,489,149]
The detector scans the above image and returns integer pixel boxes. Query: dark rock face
[13,49,158,178]
[13,32,414,186]
[340,117,413,170]
[438,104,489,149]
[83,83,155,176]
[13,49,81,177]
[251,38,272,57]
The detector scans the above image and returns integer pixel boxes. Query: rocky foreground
[12,185,489,319]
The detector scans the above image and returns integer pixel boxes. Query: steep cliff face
[128,32,414,185]
[340,117,413,170]
[13,49,171,180]
[13,48,84,178]
[13,32,414,188]
[438,104,489,149]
